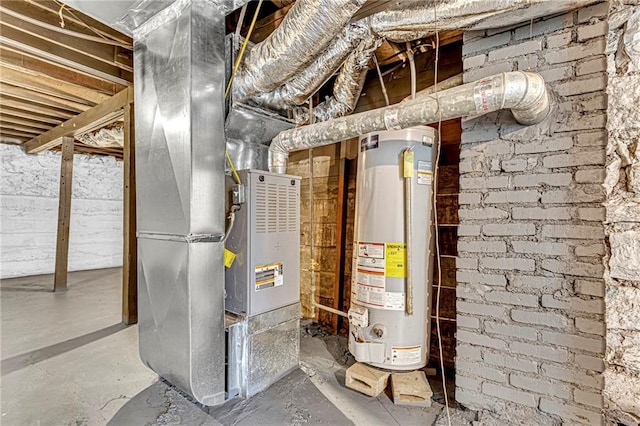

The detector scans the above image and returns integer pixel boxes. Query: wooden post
[54,136,74,292]
[331,141,350,333]
[122,95,137,324]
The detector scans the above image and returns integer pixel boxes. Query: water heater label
[356,267,385,287]
[354,283,385,307]
[391,345,422,366]
[358,242,384,259]
[417,161,433,186]
[385,292,405,310]
[254,262,284,291]
[385,243,406,278]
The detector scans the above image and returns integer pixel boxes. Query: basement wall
[1,144,123,279]
[603,1,640,423]
[457,3,610,424]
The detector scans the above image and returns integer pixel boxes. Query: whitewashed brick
[575,130,606,147]
[456,271,507,286]
[540,399,603,425]
[482,383,537,407]
[461,128,501,144]
[459,207,509,220]
[574,389,604,408]
[576,57,607,76]
[462,140,511,157]
[485,291,539,307]
[460,176,509,190]
[541,364,603,389]
[575,354,605,372]
[575,168,605,183]
[457,344,482,361]
[485,321,537,340]
[553,112,606,132]
[510,374,572,399]
[577,207,605,221]
[483,351,538,373]
[574,279,604,297]
[539,65,574,82]
[481,257,535,271]
[514,13,573,40]
[455,389,491,409]
[458,330,508,350]
[463,32,511,56]
[511,309,570,328]
[541,259,604,278]
[488,40,542,61]
[483,223,536,236]
[513,173,572,187]
[501,159,527,172]
[458,301,506,318]
[541,186,605,204]
[459,193,482,205]
[541,225,604,239]
[556,75,606,97]
[515,137,573,154]
[458,240,506,253]
[512,241,568,256]
[575,243,605,257]
[456,375,482,391]
[457,257,479,270]
[512,207,572,220]
[458,359,508,383]
[458,225,481,236]
[546,39,606,64]
[543,151,606,168]
[484,190,539,204]
[463,54,486,69]
[577,2,609,23]
[541,294,604,314]
[510,342,569,362]
[457,315,480,329]
[510,276,564,291]
[575,317,605,336]
[541,330,604,353]
[546,31,572,48]
[457,285,485,302]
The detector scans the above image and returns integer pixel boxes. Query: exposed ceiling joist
[1,96,76,119]
[0,83,90,113]
[1,105,64,125]
[1,116,52,131]
[0,24,132,86]
[25,87,132,154]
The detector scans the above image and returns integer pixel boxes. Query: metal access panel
[225,170,301,317]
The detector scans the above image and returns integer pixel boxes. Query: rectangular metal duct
[133,0,227,405]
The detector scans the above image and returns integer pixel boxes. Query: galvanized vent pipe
[268,71,550,173]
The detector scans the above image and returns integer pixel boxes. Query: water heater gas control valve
[348,305,369,328]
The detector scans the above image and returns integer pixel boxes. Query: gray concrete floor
[1,268,465,426]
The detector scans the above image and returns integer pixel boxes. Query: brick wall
[457,3,609,424]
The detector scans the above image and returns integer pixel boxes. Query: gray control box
[225,170,301,316]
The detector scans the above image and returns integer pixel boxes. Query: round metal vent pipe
[268,71,550,173]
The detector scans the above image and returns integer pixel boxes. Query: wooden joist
[0,83,91,113]
[24,87,132,154]
[122,101,137,324]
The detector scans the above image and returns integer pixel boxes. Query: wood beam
[0,7,133,72]
[329,141,350,334]
[0,48,123,95]
[0,83,91,113]
[0,65,108,105]
[0,24,132,86]
[0,114,54,131]
[0,96,74,120]
[0,122,45,135]
[24,88,131,154]
[54,136,74,292]
[122,100,137,324]
[0,128,41,139]
[1,105,64,125]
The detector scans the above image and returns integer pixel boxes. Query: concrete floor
[1,268,466,425]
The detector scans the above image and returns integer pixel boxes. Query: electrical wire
[432,3,452,426]
[373,53,390,106]
[224,0,264,185]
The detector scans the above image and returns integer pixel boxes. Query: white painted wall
[1,144,123,279]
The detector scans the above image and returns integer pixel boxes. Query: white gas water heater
[348,126,437,371]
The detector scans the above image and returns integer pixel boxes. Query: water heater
[348,126,437,370]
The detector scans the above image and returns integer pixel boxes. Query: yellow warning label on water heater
[403,150,414,178]
[385,243,406,278]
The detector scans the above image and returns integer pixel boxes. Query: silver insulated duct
[269,71,550,173]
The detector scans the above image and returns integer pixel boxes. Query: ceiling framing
[0,0,132,158]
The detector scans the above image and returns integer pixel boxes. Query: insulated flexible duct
[233,0,367,100]
[268,71,550,173]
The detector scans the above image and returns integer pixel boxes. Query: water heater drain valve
[348,305,369,328]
